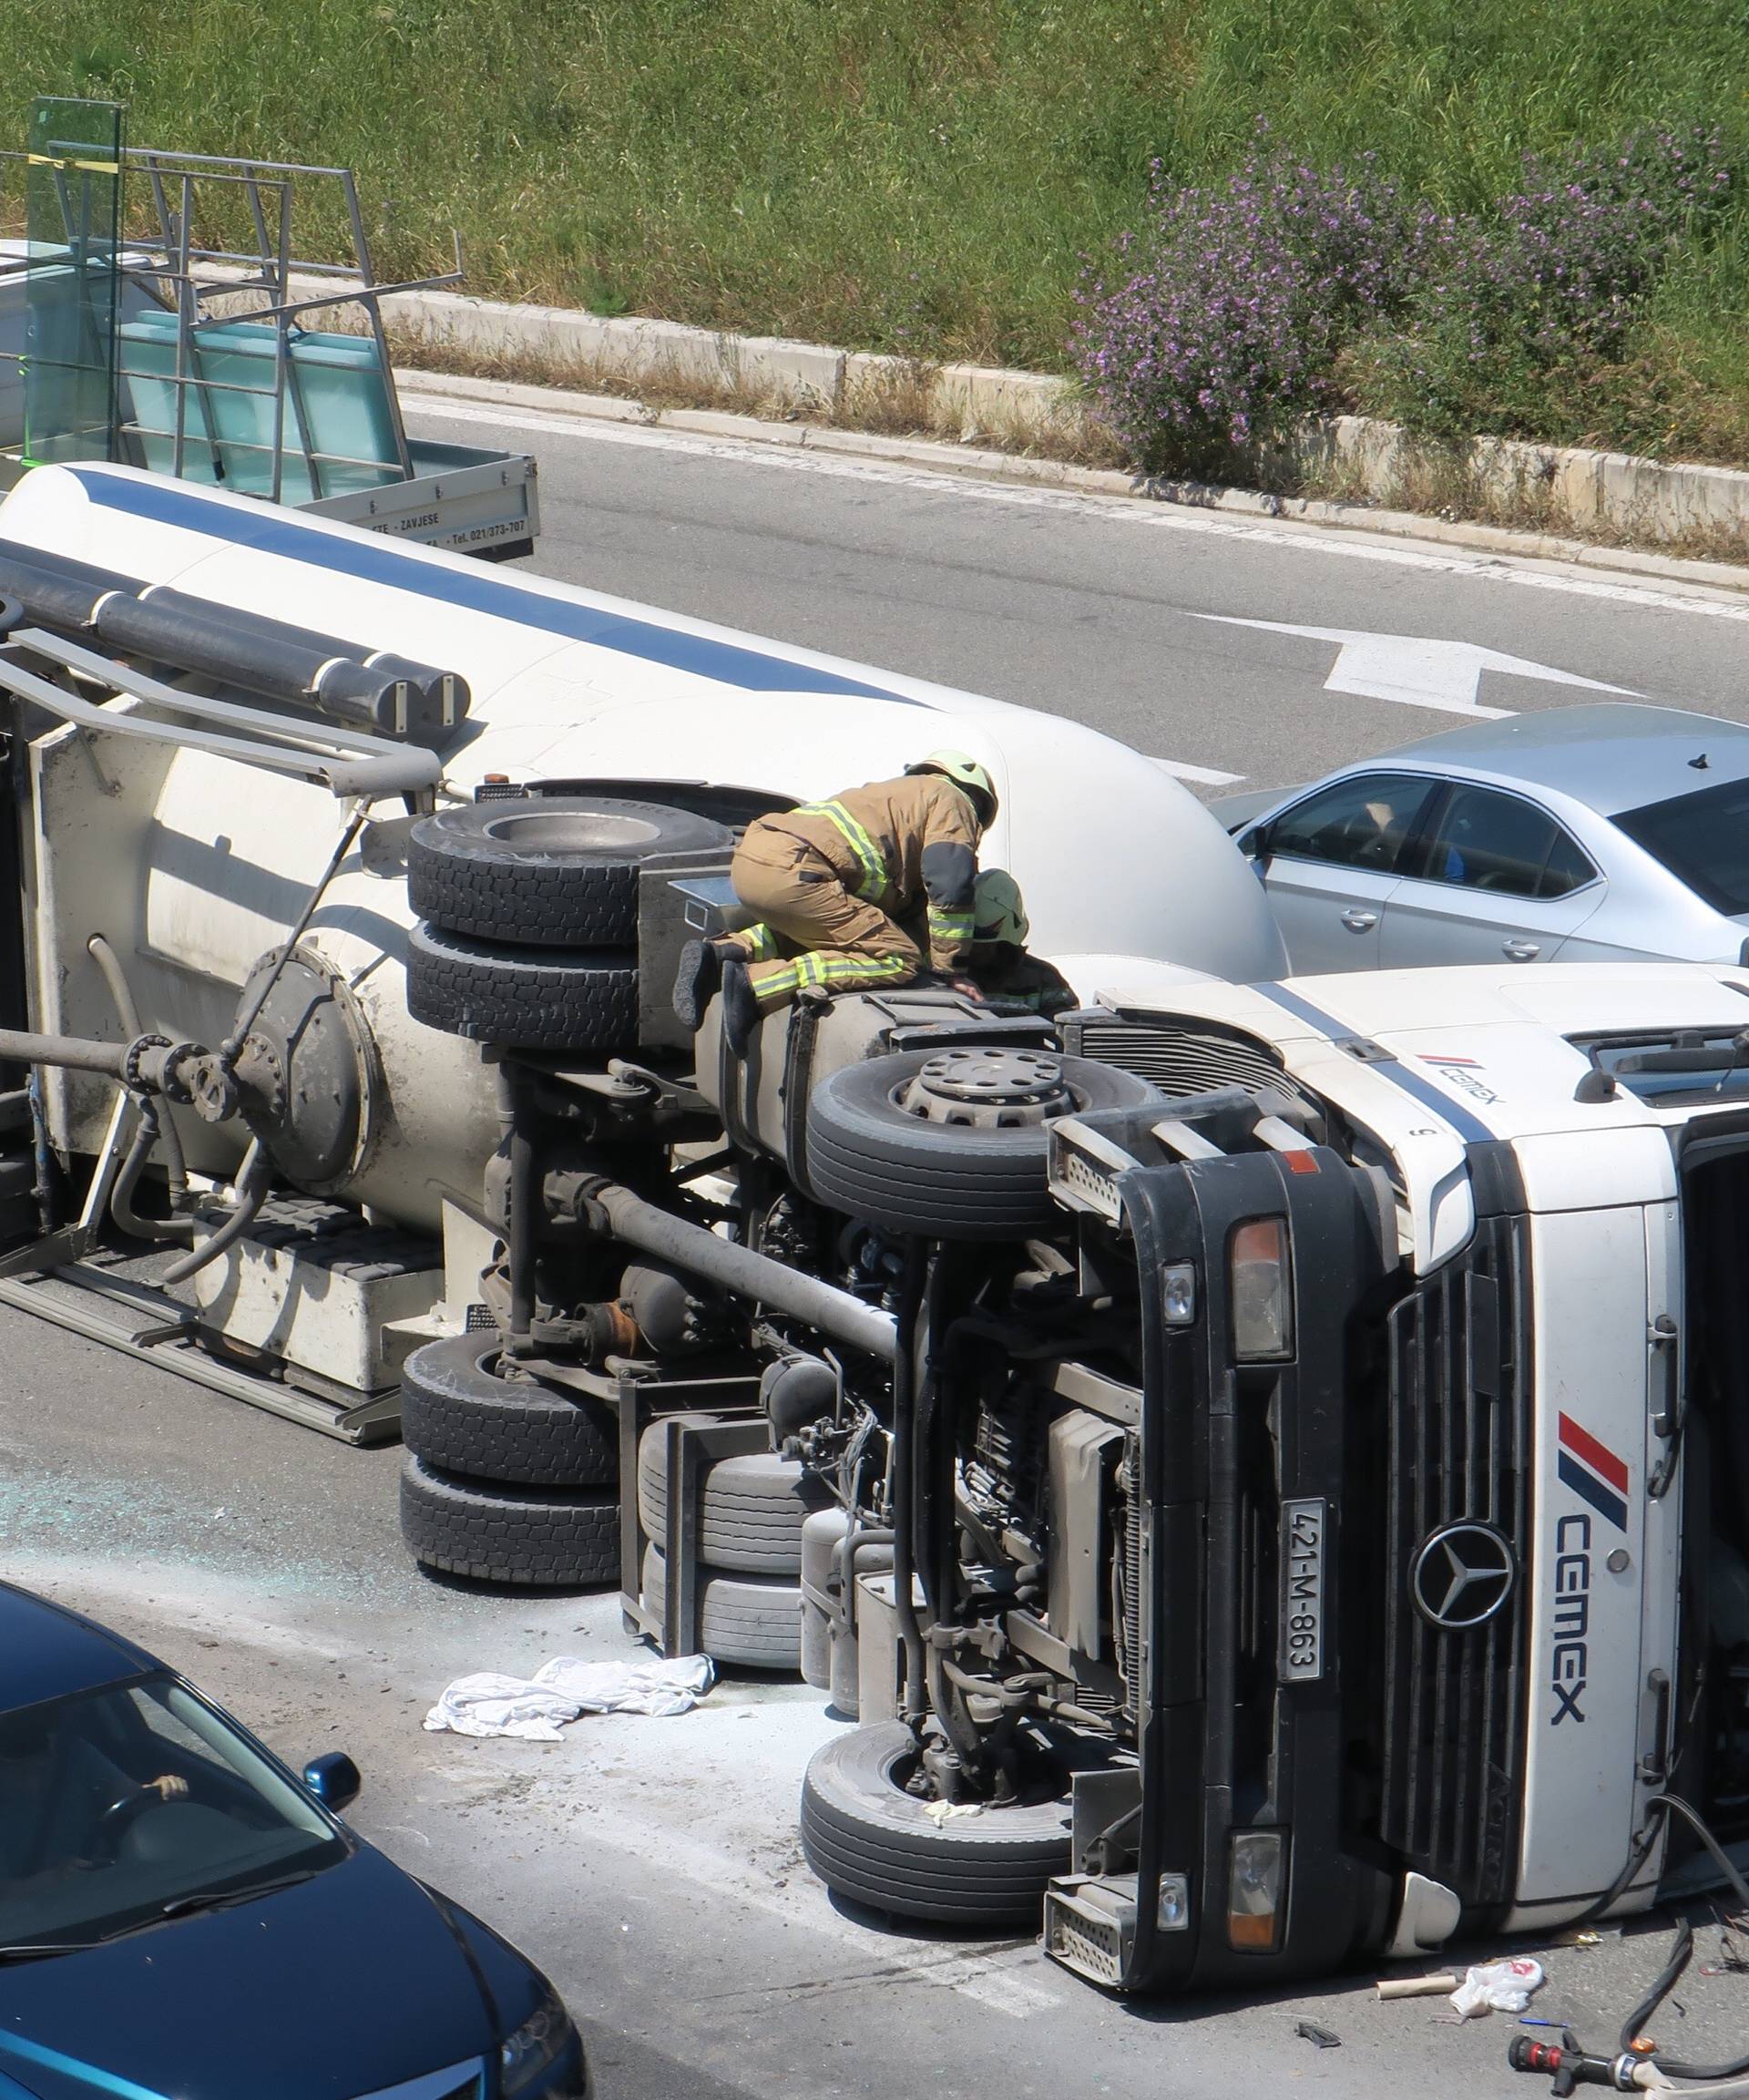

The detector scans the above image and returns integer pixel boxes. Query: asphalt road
[10,401,1749,2097]
[406,390,1749,794]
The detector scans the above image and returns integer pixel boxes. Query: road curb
[395,366,1749,598]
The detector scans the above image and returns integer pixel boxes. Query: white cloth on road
[424,1654,715,1740]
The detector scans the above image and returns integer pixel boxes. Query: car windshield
[0,1673,344,1953]
[1616,777,1749,916]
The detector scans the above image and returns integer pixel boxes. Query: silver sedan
[1215,702,1749,975]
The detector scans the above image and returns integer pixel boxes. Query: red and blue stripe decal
[1557,1412,1630,1532]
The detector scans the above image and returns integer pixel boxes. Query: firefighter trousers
[723,832,923,1009]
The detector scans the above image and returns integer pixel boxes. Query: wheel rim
[477,809,664,855]
[896,1047,1074,1129]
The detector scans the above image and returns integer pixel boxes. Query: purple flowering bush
[1072,140,1421,468]
[1075,127,1734,468]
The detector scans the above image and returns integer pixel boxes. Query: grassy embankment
[2,0,1747,466]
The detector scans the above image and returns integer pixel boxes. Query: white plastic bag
[1448,1958,1544,2020]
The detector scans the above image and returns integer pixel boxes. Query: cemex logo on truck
[1549,1419,1631,1730]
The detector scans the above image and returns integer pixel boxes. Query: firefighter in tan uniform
[672,751,997,1050]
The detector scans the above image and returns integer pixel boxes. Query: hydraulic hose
[506,1064,538,1357]
[889,1243,928,1725]
[590,1182,898,1364]
[159,1142,271,1287]
[109,1100,193,1246]
[87,933,189,1217]
[1611,1795,1749,2082]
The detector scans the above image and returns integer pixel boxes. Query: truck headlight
[1157,1873,1192,1931]
[500,1986,575,2095]
[1229,1219,1292,1360]
[1161,1263,1197,1327]
[1227,1829,1285,1951]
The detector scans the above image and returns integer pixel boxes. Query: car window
[1263,773,1437,875]
[1616,776,1749,915]
[0,1675,343,1953]
[1417,784,1594,899]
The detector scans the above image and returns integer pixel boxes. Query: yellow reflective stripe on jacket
[748,958,804,1000]
[796,799,886,900]
[740,923,781,961]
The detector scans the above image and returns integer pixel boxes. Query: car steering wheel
[90,1787,161,1861]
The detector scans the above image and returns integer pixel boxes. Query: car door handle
[1340,908,1377,933]
[1502,937,1540,961]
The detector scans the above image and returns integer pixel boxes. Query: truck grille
[1377,1214,1530,1910]
[1069,1019,1314,1113]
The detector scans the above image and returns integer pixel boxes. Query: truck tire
[409,797,731,948]
[800,1721,1073,1927]
[401,1334,618,1489]
[636,1428,830,1575]
[406,922,637,1050]
[805,1050,1161,1242]
[400,1455,619,1587]
[640,1545,802,1670]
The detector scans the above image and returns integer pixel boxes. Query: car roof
[1355,703,1749,818]
[0,1579,158,1713]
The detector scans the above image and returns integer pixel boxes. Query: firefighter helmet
[973,868,1028,948]
[906,749,997,825]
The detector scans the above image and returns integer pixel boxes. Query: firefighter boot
[721,958,761,1057]
[672,938,725,1031]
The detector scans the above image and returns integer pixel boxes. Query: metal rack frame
[1,124,464,500]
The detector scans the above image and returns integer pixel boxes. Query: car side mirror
[302,1751,362,1813]
[1239,824,1271,860]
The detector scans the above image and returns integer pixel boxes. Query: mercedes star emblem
[1411,1522,1516,1630]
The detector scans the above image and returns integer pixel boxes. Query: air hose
[1510,1794,1749,2090]
[1613,1797,1749,2082]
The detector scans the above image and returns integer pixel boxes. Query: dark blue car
[0,1581,588,2100]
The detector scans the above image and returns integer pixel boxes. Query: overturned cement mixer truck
[3,462,1747,2001]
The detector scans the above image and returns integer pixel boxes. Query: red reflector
[1284,1152,1319,1174]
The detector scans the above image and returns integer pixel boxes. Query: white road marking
[1193,615,1642,717]
[408,394,1749,624]
[1151,756,1245,784]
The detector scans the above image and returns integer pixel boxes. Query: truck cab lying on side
[668,957,1747,1992]
[0,463,1740,1997]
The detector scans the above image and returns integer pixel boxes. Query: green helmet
[906,749,997,825]
[973,867,1028,948]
